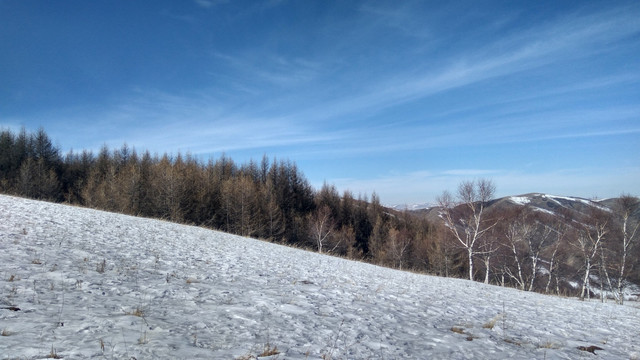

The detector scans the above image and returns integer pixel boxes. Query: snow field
[1,195,639,359]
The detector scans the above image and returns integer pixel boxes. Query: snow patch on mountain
[532,207,555,215]
[387,203,434,211]
[508,196,531,205]
[542,194,612,212]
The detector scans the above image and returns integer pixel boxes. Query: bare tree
[438,179,497,281]
[501,209,534,290]
[387,227,412,270]
[309,205,336,254]
[478,228,500,284]
[573,209,609,300]
[613,195,639,304]
[264,194,285,241]
[335,225,358,258]
[527,217,554,291]
[545,240,561,294]
[18,158,61,201]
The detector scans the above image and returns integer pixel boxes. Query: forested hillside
[422,190,640,302]
[0,128,431,263]
[1,128,638,301]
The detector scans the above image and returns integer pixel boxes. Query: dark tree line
[2,128,638,301]
[1,128,63,200]
[0,128,432,265]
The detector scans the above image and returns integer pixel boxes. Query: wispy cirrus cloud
[210,52,325,89]
[144,3,640,160]
[4,1,638,205]
[308,4,640,121]
[41,87,345,157]
[193,0,228,9]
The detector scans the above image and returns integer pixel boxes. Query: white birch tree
[574,209,609,300]
[502,211,533,290]
[438,179,497,281]
[613,195,639,304]
[309,205,336,254]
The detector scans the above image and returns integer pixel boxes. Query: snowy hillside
[415,193,628,222]
[1,195,639,359]
[387,203,434,211]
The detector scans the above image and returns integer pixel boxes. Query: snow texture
[508,197,531,206]
[1,195,639,359]
[542,194,612,212]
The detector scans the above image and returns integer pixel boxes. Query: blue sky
[2,0,639,205]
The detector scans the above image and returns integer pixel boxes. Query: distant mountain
[405,193,640,295]
[409,193,639,225]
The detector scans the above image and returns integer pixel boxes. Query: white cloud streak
[322,6,640,120]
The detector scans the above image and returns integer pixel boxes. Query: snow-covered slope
[1,195,639,359]
[387,203,434,211]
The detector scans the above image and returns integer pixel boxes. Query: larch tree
[262,178,285,242]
